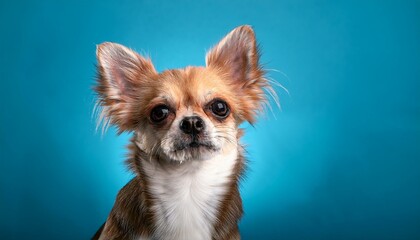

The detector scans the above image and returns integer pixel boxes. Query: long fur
[92,25,274,240]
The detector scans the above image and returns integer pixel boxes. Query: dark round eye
[150,105,170,123]
[210,99,230,118]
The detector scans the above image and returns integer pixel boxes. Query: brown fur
[93,25,271,240]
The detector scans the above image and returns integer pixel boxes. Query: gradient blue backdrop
[1,0,419,239]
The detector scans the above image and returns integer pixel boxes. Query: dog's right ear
[95,42,157,133]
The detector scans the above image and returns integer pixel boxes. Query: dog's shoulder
[97,178,153,239]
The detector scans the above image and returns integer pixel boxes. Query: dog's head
[95,25,271,162]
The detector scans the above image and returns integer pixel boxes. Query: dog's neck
[128,136,244,240]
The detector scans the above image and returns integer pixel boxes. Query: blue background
[1,0,419,239]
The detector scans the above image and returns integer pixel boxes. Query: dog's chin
[164,142,220,163]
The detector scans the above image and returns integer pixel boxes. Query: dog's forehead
[157,67,228,106]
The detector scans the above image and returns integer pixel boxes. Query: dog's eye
[210,99,230,118]
[150,105,170,123]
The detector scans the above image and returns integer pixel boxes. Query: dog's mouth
[164,135,222,162]
[174,140,217,152]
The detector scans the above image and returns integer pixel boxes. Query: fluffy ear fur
[95,42,157,133]
[206,25,269,123]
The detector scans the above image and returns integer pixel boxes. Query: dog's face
[95,25,270,163]
[139,67,239,162]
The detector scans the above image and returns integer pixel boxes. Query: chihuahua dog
[92,25,274,240]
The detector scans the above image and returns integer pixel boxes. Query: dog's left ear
[206,25,268,123]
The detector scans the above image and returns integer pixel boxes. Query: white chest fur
[141,149,238,240]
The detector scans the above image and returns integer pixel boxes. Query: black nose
[179,116,205,135]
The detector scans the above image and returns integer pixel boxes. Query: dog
[92,25,274,240]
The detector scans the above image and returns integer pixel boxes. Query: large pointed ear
[95,42,157,133]
[206,25,270,123]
